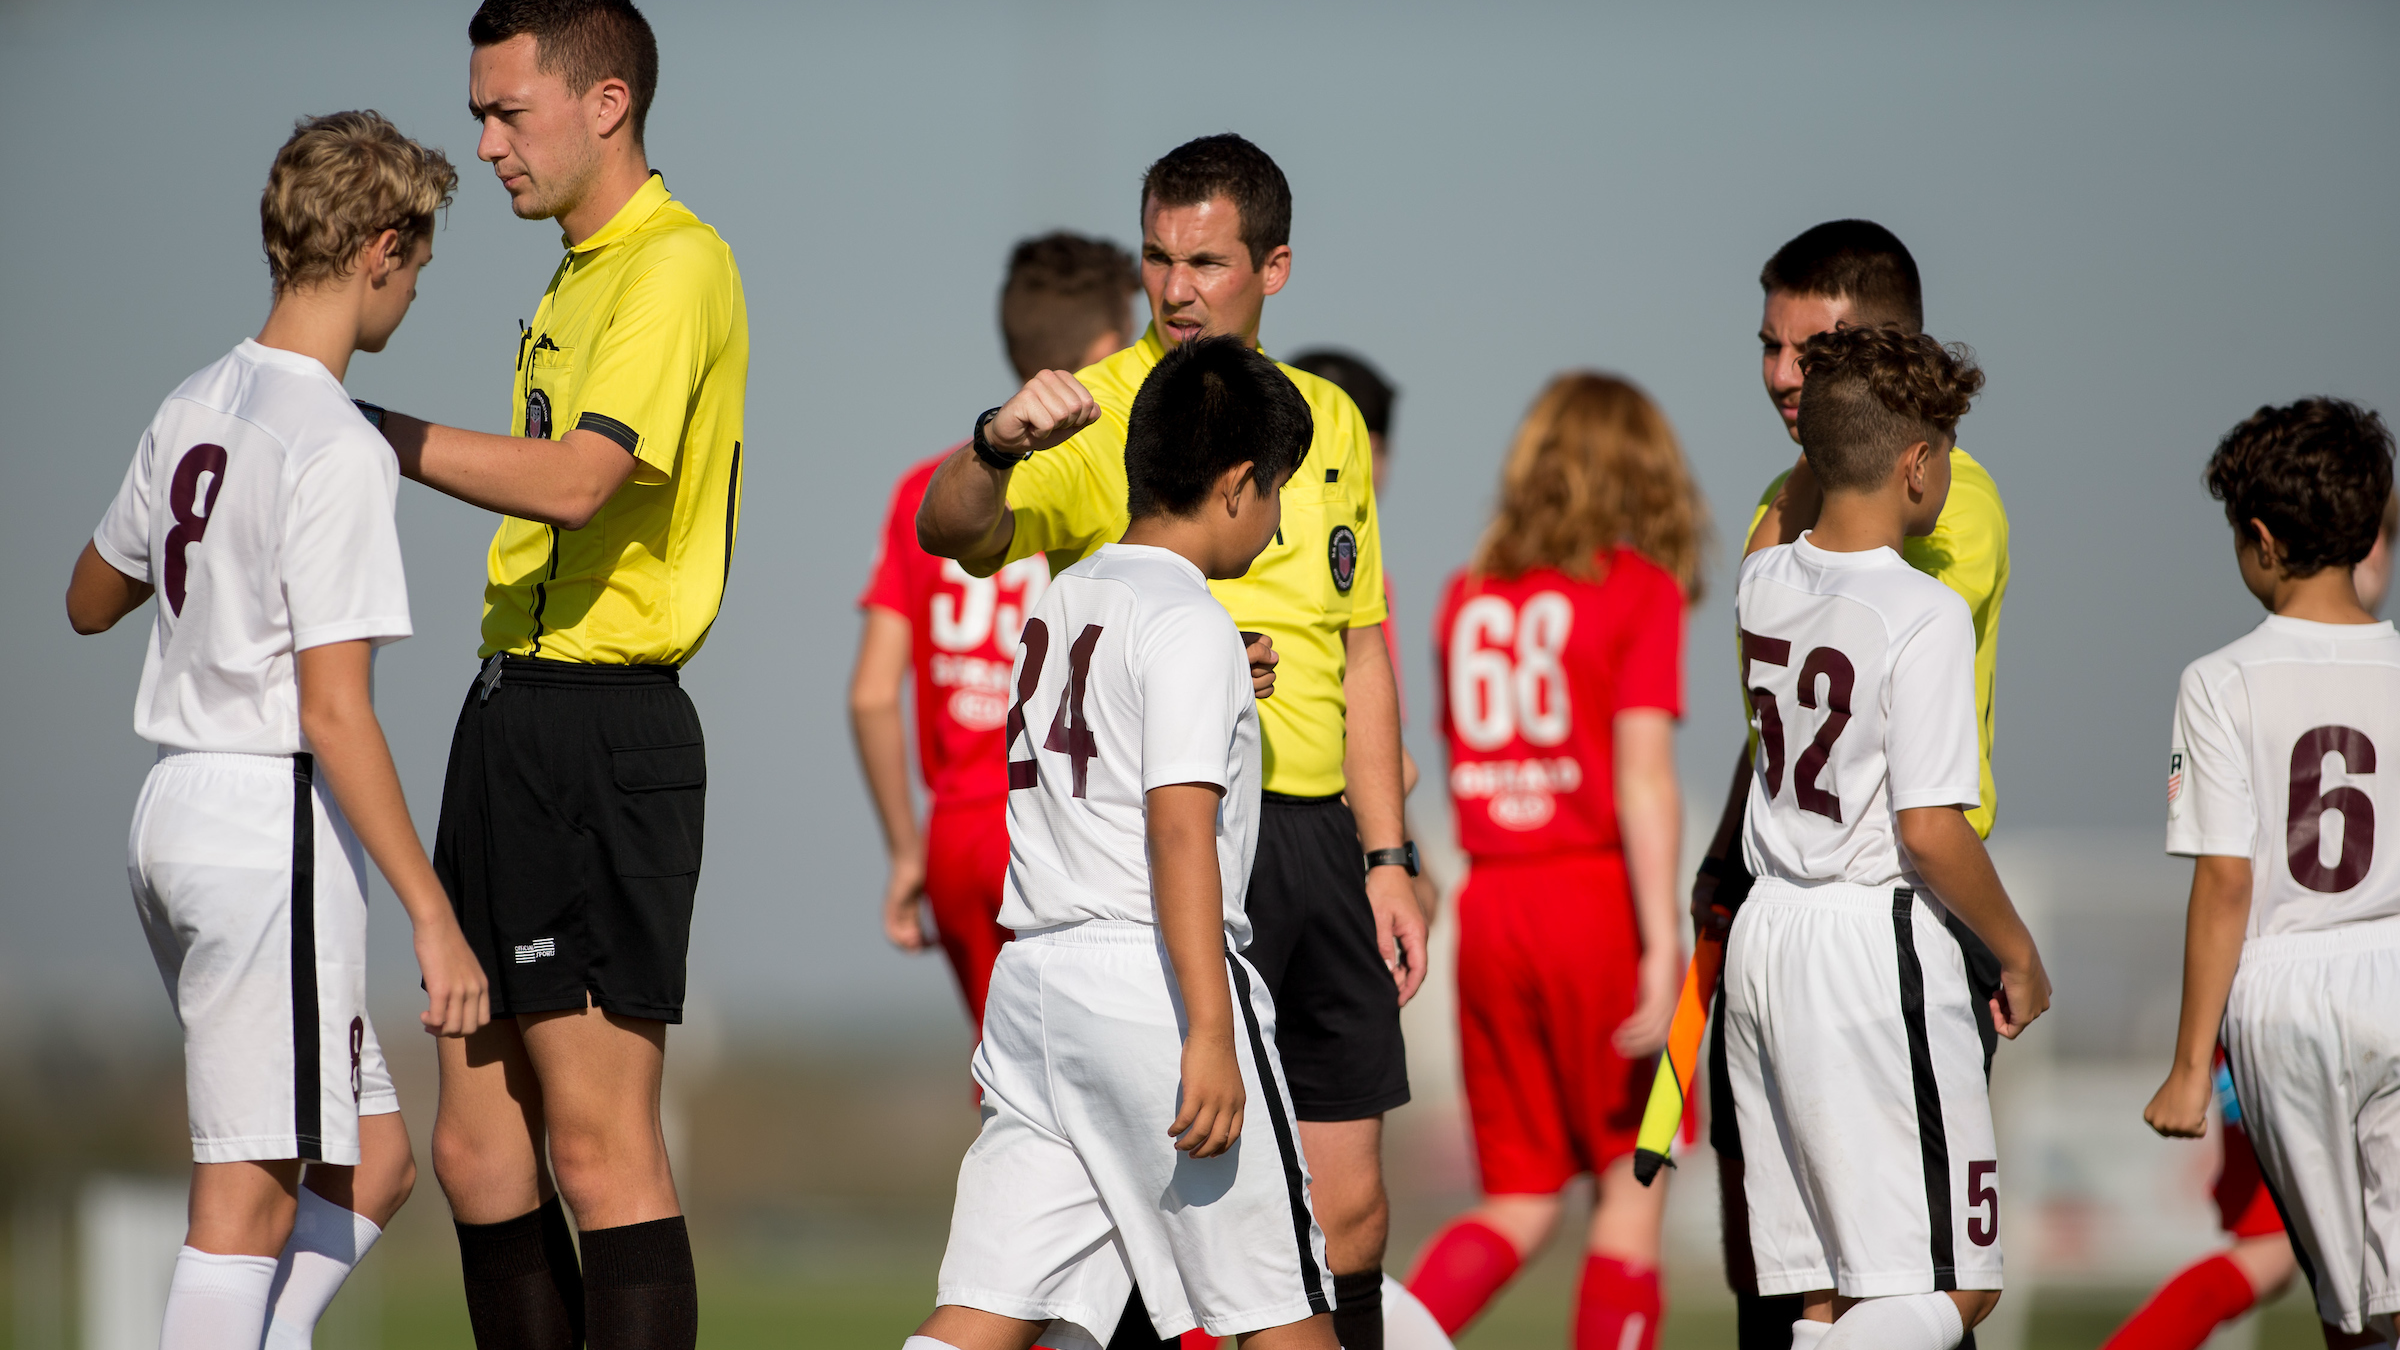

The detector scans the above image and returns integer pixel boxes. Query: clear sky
[4,0,2395,1034]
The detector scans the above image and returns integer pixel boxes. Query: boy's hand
[985,371,1100,457]
[1990,955,2051,1040]
[1241,631,1278,700]
[1170,1033,1246,1159]
[2142,1063,2213,1139]
[881,844,932,953]
[417,918,491,1037]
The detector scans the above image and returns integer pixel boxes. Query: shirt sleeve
[1001,430,1116,568]
[91,429,160,582]
[284,437,412,651]
[1615,564,1685,717]
[571,240,733,485]
[1885,591,1982,812]
[1341,408,1388,628]
[2168,660,2253,857]
[1137,598,1251,792]
[859,470,917,614]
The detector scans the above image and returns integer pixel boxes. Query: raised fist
[985,370,1101,457]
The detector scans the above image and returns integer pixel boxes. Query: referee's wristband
[972,406,1031,470]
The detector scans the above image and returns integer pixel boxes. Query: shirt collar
[1130,323,1271,369]
[564,172,671,254]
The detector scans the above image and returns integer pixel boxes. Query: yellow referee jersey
[482,173,748,665]
[994,327,1387,797]
[1749,446,2009,836]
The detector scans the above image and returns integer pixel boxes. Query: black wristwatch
[353,399,386,434]
[971,406,1031,470]
[1365,842,1420,877]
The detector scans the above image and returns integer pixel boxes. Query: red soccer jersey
[860,453,1051,806]
[1434,547,1685,858]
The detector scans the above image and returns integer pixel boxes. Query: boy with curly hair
[1721,326,2050,1350]
[2144,398,2400,1350]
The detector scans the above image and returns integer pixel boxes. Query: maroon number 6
[1966,1159,1998,1246]
[2288,725,2376,893]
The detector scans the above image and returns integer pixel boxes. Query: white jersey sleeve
[283,435,410,652]
[1135,599,1251,793]
[2167,656,2255,858]
[1885,593,1982,813]
[93,426,162,582]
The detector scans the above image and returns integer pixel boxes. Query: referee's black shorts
[1241,791,1410,1122]
[433,656,705,1024]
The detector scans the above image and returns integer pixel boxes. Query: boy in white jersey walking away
[910,336,1334,1350]
[2145,398,2400,1349]
[62,113,489,1350]
[1722,326,2049,1350]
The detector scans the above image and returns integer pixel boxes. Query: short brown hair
[2207,398,2395,576]
[1796,327,1982,491]
[469,0,659,144]
[999,233,1138,379]
[1761,220,1924,333]
[261,112,457,295]
[1140,134,1291,270]
[1471,372,1710,601]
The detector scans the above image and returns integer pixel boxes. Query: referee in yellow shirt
[360,5,741,1347]
[918,135,1423,1350]
[1691,220,2011,1350]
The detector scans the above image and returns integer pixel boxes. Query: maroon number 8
[163,444,229,615]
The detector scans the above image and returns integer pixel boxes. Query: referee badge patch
[1328,525,1357,593]
[525,388,552,441]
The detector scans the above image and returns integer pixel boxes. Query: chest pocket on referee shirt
[524,341,574,441]
[607,742,706,876]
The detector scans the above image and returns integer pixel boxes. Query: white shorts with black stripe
[129,751,396,1166]
[937,920,1332,1346]
[1723,879,2003,1297]
[2223,917,2400,1338]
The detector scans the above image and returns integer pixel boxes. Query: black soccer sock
[579,1216,698,1350]
[537,1196,587,1347]
[1332,1267,1383,1350]
[457,1198,584,1350]
[1734,1290,1805,1350]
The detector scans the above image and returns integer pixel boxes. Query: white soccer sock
[1818,1293,1964,1350]
[261,1188,384,1350]
[901,1338,966,1350]
[160,1247,278,1350]
[1789,1318,1832,1350]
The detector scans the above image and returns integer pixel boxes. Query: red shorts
[1455,850,1650,1195]
[924,797,1012,1029]
[2216,1118,2285,1238]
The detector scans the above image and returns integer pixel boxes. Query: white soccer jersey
[2167,615,2400,937]
[1736,536,1982,889]
[999,543,1261,946]
[91,340,410,754]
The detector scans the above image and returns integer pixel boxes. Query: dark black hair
[469,0,659,144]
[1287,349,1395,439]
[2206,398,2395,576]
[1761,220,1923,333]
[1125,336,1312,519]
[1141,134,1291,271]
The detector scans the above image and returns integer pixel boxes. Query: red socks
[1575,1255,1660,1350]
[1405,1219,1522,1334]
[2102,1253,2256,1350]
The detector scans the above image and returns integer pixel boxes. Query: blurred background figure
[851,232,1137,1043]
[1406,374,1705,1350]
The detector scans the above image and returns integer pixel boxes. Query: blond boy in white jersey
[910,338,1335,1350]
[64,114,487,1350]
[2145,398,2400,1349]
[1722,327,2050,1350]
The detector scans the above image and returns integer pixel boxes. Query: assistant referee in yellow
[358,4,742,1347]
[919,134,1424,1350]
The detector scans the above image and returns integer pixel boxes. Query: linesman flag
[1631,927,1726,1186]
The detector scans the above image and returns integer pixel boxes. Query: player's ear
[2247,518,2283,573]
[1219,461,1257,515]
[365,228,402,284]
[591,76,634,140]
